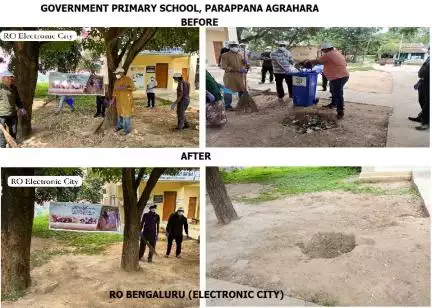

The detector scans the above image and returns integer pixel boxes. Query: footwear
[336,111,344,119]
[184,123,191,129]
[258,81,265,84]
[278,97,284,102]
[165,255,169,258]
[408,116,422,123]
[120,131,130,136]
[94,113,100,118]
[148,259,153,263]
[176,255,181,258]
[320,88,327,91]
[270,81,274,84]
[114,127,122,132]
[323,103,335,109]
[226,107,236,111]
[415,124,429,131]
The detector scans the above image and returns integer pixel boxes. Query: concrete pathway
[412,168,431,217]
[206,278,317,307]
[208,64,429,147]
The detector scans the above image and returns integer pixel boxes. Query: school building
[127,48,198,91]
[103,170,200,223]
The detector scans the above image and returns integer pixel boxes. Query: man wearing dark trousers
[321,73,328,91]
[165,207,189,258]
[409,48,430,131]
[271,41,295,101]
[139,204,160,263]
[259,46,274,84]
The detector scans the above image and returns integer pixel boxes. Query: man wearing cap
[220,41,249,98]
[172,72,191,130]
[139,204,160,263]
[409,47,429,131]
[0,71,27,148]
[259,46,274,84]
[165,207,189,258]
[271,41,296,101]
[113,67,136,135]
[303,43,349,119]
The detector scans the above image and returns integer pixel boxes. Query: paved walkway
[206,278,317,306]
[208,64,429,147]
[412,168,431,217]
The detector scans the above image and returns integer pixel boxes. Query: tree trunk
[206,167,238,224]
[1,168,36,296]
[13,42,41,140]
[120,168,140,271]
[120,167,166,271]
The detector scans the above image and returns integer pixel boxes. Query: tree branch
[122,28,157,71]
[134,168,147,191]
[136,168,166,212]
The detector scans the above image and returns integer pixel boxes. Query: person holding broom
[220,41,249,102]
[113,67,136,136]
[0,71,27,148]
[139,204,160,263]
[172,72,191,130]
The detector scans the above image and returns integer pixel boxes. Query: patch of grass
[223,167,417,204]
[30,249,68,269]
[348,65,375,72]
[33,215,123,255]
[1,290,26,302]
[34,82,49,99]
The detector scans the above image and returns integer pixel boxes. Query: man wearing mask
[303,43,349,119]
[271,41,296,101]
[165,207,189,258]
[113,67,136,135]
[172,72,191,130]
[139,204,160,263]
[220,41,249,98]
[409,47,429,131]
[146,76,158,108]
[0,71,27,148]
[259,46,274,84]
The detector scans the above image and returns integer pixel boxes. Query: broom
[0,125,19,148]
[236,48,258,113]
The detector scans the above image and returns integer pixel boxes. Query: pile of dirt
[298,232,356,259]
[282,113,338,134]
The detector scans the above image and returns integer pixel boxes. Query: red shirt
[319,49,349,80]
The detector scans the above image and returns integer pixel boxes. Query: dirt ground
[206,182,430,306]
[206,95,391,147]
[20,99,199,148]
[346,70,393,94]
[3,238,200,308]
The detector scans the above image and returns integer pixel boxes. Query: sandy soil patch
[21,101,199,148]
[207,95,391,147]
[346,70,393,94]
[207,185,430,306]
[4,239,200,308]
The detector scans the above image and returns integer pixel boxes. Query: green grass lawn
[347,63,375,72]
[32,214,123,255]
[221,167,418,203]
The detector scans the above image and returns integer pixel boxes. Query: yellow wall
[106,181,200,223]
[128,54,196,90]
[206,28,229,66]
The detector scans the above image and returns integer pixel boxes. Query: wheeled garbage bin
[287,69,320,107]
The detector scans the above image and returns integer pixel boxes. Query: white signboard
[293,76,307,87]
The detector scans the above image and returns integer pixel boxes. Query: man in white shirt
[146,76,158,108]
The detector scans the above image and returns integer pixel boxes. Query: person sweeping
[112,67,136,135]
[220,41,257,112]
